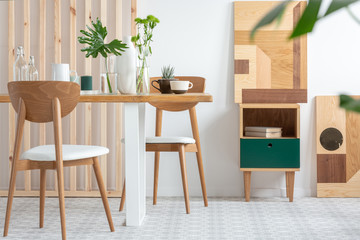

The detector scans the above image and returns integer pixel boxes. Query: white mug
[170,80,193,94]
[52,63,78,82]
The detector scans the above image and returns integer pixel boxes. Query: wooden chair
[119,76,208,214]
[4,81,114,240]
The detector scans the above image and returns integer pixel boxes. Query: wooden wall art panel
[1,0,137,198]
[316,96,360,197]
[234,45,271,102]
[234,1,307,103]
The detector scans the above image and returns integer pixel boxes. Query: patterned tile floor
[0,197,359,239]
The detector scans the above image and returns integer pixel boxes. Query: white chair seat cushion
[146,137,195,144]
[21,144,109,161]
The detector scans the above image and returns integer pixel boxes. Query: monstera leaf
[78,18,127,93]
[251,0,359,40]
[78,18,127,58]
[340,95,360,113]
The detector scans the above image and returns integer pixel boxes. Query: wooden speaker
[316,96,360,197]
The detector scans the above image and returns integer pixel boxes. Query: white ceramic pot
[116,36,136,94]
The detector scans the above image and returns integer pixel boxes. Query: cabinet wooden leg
[285,172,289,198]
[287,171,295,202]
[244,171,251,202]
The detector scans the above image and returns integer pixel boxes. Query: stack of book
[244,126,282,138]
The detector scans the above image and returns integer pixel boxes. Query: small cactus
[161,65,175,79]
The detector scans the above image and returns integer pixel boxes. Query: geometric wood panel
[235,31,293,89]
[234,1,298,31]
[242,89,307,103]
[234,1,307,103]
[345,111,360,182]
[316,96,346,154]
[317,154,346,183]
[234,45,271,102]
[234,60,249,74]
[316,96,360,197]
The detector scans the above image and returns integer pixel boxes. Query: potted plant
[131,15,160,94]
[78,18,127,94]
[161,65,176,81]
[151,65,177,94]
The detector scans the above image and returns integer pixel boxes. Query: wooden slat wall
[131,0,137,35]
[8,0,15,175]
[39,0,46,145]
[1,0,137,197]
[100,0,108,189]
[23,0,31,191]
[84,0,93,192]
[115,0,123,192]
[54,0,61,192]
[69,0,77,191]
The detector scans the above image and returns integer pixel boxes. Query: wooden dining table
[0,93,213,226]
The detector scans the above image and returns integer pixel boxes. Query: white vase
[116,36,136,94]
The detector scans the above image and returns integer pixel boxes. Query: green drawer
[240,139,300,168]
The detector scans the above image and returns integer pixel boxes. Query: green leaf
[324,0,358,16]
[290,0,322,39]
[132,15,159,58]
[78,17,127,59]
[340,94,360,113]
[250,1,291,39]
[346,6,360,24]
[105,39,128,56]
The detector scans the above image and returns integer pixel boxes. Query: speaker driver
[320,127,343,151]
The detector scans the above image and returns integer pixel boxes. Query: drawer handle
[268,143,272,148]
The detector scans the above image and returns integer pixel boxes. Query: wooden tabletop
[0,93,213,103]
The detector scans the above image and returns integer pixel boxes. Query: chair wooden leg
[178,145,190,214]
[189,107,208,207]
[195,151,208,207]
[56,160,66,240]
[3,165,18,237]
[40,169,46,228]
[4,98,25,237]
[93,157,115,232]
[244,171,251,202]
[119,181,126,211]
[153,151,160,205]
[287,171,295,202]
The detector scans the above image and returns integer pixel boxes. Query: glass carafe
[27,56,39,81]
[13,46,27,81]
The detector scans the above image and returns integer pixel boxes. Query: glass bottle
[27,56,39,81]
[13,46,27,81]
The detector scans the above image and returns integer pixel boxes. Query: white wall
[140,0,360,198]
[1,0,360,198]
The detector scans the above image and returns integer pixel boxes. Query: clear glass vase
[100,72,117,94]
[136,64,150,94]
[100,55,117,94]
[136,47,150,94]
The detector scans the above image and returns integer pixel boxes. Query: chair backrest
[149,76,206,111]
[8,81,80,123]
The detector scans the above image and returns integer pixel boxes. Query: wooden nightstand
[239,104,300,202]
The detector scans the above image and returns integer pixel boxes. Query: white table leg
[138,103,146,220]
[124,103,146,226]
